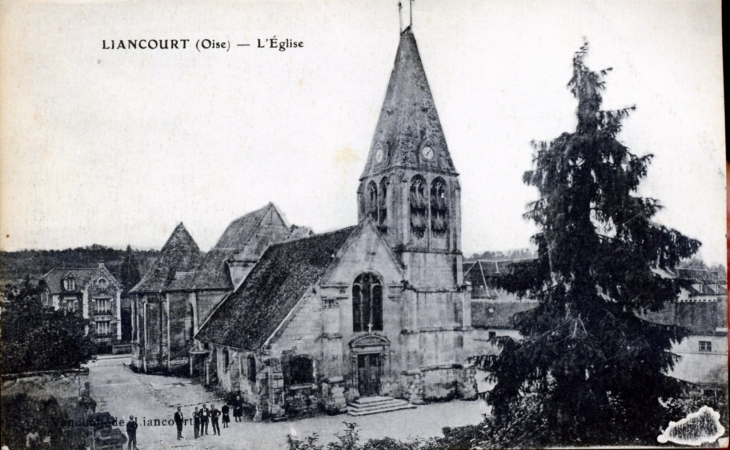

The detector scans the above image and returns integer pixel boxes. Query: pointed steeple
[360,27,456,180]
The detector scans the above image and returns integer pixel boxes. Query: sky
[0,0,725,265]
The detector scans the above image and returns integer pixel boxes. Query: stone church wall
[268,292,323,359]
[167,291,192,370]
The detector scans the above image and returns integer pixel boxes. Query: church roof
[185,250,236,291]
[360,27,456,180]
[196,226,357,350]
[185,204,286,291]
[213,203,278,251]
[129,223,202,294]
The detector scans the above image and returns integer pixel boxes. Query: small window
[95,298,111,314]
[97,278,108,288]
[488,331,496,340]
[247,355,257,383]
[96,320,111,335]
[699,341,712,352]
[63,276,76,291]
[290,356,314,385]
[64,298,77,312]
[222,348,230,372]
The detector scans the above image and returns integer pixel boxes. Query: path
[87,356,488,450]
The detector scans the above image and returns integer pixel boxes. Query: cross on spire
[410,0,414,28]
[398,0,414,33]
[398,2,403,33]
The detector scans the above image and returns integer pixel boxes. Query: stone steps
[347,396,416,416]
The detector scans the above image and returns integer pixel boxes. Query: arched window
[186,303,194,341]
[247,355,257,383]
[430,178,449,235]
[409,176,428,238]
[352,273,383,332]
[367,181,378,222]
[222,348,230,372]
[290,356,314,385]
[97,278,108,289]
[378,177,389,233]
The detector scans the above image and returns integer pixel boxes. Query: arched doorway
[349,335,390,397]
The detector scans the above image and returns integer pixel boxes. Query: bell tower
[358,26,462,288]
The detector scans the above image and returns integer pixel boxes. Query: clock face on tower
[422,146,434,160]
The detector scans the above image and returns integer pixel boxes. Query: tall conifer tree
[484,42,701,446]
[120,244,141,294]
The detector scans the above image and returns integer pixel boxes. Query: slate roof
[471,300,539,329]
[186,250,236,291]
[166,271,197,291]
[213,204,275,251]
[196,226,357,350]
[360,27,456,180]
[186,204,285,291]
[129,223,202,294]
[641,300,727,334]
[464,259,535,299]
[41,268,97,294]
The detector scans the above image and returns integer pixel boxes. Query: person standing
[233,398,243,423]
[210,404,221,435]
[193,407,200,439]
[201,405,209,435]
[126,416,138,450]
[221,403,230,428]
[174,406,184,440]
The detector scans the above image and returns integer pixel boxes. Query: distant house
[464,259,538,355]
[465,260,728,394]
[40,262,123,343]
[643,267,728,392]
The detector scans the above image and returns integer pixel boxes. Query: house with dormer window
[40,262,123,345]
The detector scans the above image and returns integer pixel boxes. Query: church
[194,26,482,419]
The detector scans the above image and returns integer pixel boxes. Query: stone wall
[2,369,90,413]
[167,291,192,369]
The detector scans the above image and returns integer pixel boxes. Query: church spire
[360,28,456,180]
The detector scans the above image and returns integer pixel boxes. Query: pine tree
[482,42,701,446]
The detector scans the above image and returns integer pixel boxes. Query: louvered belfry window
[367,181,378,222]
[430,177,449,235]
[352,273,383,332]
[378,177,389,233]
[409,176,428,238]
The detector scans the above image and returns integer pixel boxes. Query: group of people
[172,400,245,440]
[125,398,245,448]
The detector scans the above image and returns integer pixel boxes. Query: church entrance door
[357,353,380,397]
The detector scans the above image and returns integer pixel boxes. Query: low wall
[1,368,90,413]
